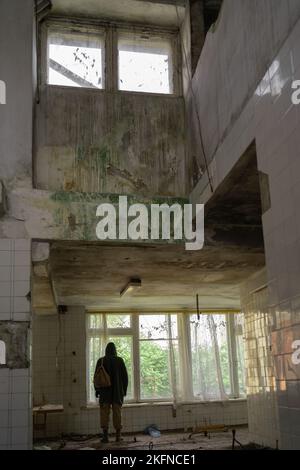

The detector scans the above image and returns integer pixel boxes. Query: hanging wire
[196,293,200,320]
[175,4,214,194]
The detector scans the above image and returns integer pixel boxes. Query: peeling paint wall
[35,84,187,197]
[2,186,188,240]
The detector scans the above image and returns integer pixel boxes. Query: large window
[45,23,178,95]
[47,29,104,89]
[87,312,245,404]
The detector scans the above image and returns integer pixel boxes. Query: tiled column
[241,270,279,448]
[254,16,300,449]
[0,239,32,450]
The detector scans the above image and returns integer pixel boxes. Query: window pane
[48,31,103,89]
[139,314,177,340]
[88,313,104,329]
[140,339,172,399]
[88,335,102,402]
[190,314,230,400]
[88,334,133,402]
[106,314,131,329]
[88,314,131,330]
[118,36,173,94]
[108,336,133,400]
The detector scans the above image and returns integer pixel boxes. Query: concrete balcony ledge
[0,187,188,243]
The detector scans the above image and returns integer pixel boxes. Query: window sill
[45,84,181,99]
[82,398,246,411]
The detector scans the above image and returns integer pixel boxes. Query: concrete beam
[31,241,57,315]
[190,0,206,75]
[1,187,188,243]
[32,274,58,316]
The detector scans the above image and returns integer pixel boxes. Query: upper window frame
[40,19,182,97]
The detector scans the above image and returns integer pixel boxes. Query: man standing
[95,342,128,443]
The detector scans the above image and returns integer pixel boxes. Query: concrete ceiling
[50,0,186,27]
[32,143,264,313]
[49,241,264,311]
[41,143,264,312]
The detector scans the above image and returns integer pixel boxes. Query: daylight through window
[118,36,173,94]
[87,313,245,404]
[48,30,104,89]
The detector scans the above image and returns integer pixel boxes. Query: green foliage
[113,338,172,399]
[109,336,133,398]
[192,343,230,398]
[140,341,172,399]
[89,314,246,402]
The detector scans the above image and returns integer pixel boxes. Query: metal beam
[49,59,97,88]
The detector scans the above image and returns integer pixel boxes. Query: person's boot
[115,429,122,443]
[101,429,109,443]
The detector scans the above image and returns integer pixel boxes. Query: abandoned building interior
[1,0,300,451]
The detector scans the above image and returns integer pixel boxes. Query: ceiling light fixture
[120,278,142,297]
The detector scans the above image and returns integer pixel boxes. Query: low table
[33,404,64,436]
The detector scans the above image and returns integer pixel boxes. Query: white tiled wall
[191,12,300,450]
[35,400,247,439]
[0,238,32,450]
[0,368,32,450]
[254,16,300,450]
[241,269,279,449]
[32,307,247,439]
[0,239,31,322]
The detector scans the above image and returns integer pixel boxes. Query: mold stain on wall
[35,87,187,197]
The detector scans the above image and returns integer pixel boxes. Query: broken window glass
[48,30,104,89]
[118,35,173,94]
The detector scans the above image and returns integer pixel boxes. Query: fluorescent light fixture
[120,278,142,297]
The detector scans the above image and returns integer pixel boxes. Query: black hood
[105,342,117,357]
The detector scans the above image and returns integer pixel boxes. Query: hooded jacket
[95,343,129,405]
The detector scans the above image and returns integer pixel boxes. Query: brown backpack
[94,358,111,388]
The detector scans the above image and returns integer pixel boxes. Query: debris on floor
[143,424,161,438]
[33,427,258,451]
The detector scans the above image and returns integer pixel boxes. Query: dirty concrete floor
[34,427,253,451]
